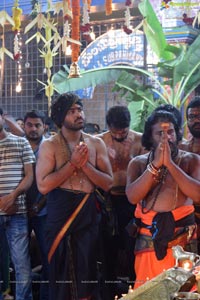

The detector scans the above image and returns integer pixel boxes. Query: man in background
[0,107,35,300]
[179,96,200,253]
[24,110,49,300]
[98,105,145,298]
[16,117,25,130]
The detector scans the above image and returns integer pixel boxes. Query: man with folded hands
[126,109,200,288]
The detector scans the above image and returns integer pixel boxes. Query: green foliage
[52,0,200,132]
[112,0,200,130]
[52,65,138,94]
[138,0,179,61]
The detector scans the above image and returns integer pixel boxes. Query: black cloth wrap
[140,211,195,260]
[46,188,98,300]
[51,94,83,128]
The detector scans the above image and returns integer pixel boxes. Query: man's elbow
[37,182,49,195]
[193,192,200,204]
[125,187,138,205]
[101,176,113,192]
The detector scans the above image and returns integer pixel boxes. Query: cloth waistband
[57,187,93,195]
[110,186,126,195]
[135,224,197,254]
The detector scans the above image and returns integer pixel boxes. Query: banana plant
[52,0,200,131]
[113,0,200,130]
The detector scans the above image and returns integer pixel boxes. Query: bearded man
[36,93,113,300]
[179,96,200,254]
[97,106,145,298]
[126,110,200,288]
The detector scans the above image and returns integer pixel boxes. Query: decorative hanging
[105,0,113,16]
[68,0,81,78]
[80,0,92,43]
[12,0,23,60]
[37,1,58,114]
[123,0,133,34]
[24,2,57,44]
[62,0,72,54]
[0,11,15,60]
[71,0,80,63]
[12,0,23,92]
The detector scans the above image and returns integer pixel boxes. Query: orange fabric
[134,248,175,288]
[134,204,195,289]
[135,204,194,236]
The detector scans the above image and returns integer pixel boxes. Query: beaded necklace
[59,130,85,190]
[142,149,182,214]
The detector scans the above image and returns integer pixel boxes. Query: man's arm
[0,163,34,211]
[3,114,24,136]
[81,137,113,191]
[166,153,200,204]
[126,156,156,204]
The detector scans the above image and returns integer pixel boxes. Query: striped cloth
[0,133,35,214]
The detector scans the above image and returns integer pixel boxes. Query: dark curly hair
[186,96,200,118]
[142,110,182,150]
[51,93,82,128]
[24,110,45,124]
[154,104,182,128]
[106,106,130,129]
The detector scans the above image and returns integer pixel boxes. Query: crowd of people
[0,92,200,300]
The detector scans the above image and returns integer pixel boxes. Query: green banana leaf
[113,70,168,104]
[52,65,139,94]
[128,98,163,132]
[158,45,185,79]
[159,34,200,90]
[138,0,179,61]
[175,34,200,91]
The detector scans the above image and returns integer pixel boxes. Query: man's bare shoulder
[180,149,200,161]
[83,132,106,147]
[96,131,110,142]
[97,129,142,142]
[129,129,142,141]
[179,139,191,151]
[129,129,142,136]
[129,152,149,166]
[177,149,200,174]
[40,133,60,150]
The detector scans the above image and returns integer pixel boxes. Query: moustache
[192,122,200,128]
[75,117,84,122]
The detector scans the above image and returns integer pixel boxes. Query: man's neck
[61,128,82,142]
[28,136,43,151]
[190,136,200,154]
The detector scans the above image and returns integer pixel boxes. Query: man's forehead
[25,117,43,124]
[68,103,82,109]
[152,121,174,130]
